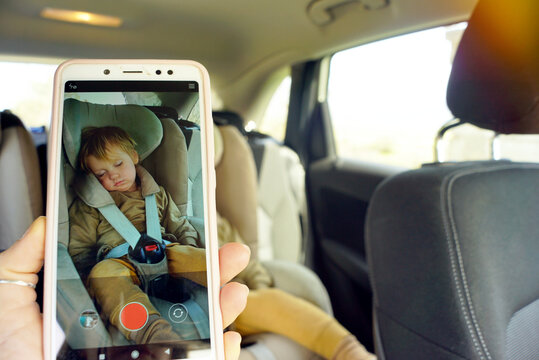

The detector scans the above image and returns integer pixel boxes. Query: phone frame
[44,59,222,360]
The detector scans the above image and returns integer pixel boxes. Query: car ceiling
[0,0,477,121]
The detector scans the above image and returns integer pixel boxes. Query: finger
[219,243,250,286]
[223,331,242,360]
[0,218,45,359]
[0,216,46,285]
[220,282,248,328]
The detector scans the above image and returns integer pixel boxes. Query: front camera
[167,70,173,75]
[156,70,162,75]
[104,69,110,75]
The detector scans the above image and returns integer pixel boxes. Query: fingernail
[240,243,251,255]
[22,216,46,239]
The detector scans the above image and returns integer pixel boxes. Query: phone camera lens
[104,69,110,75]
[167,70,173,75]
[156,70,162,75]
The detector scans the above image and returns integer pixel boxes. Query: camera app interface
[57,80,210,360]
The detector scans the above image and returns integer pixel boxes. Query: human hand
[0,217,250,360]
[218,242,250,359]
[0,216,45,360]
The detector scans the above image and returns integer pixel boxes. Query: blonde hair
[79,126,137,173]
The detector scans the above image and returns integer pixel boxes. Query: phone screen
[54,78,213,360]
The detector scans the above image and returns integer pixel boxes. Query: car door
[284,60,399,351]
[285,24,469,350]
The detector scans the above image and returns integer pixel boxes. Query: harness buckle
[128,233,166,264]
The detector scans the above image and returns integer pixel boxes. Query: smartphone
[44,60,222,360]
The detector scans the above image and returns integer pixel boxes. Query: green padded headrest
[62,98,163,169]
[62,98,163,208]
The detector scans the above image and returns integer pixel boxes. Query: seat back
[214,125,260,257]
[214,112,306,262]
[0,111,43,249]
[213,124,326,360]
[366,0,539,358]
[367,161,539,359]
[249,135,305,262]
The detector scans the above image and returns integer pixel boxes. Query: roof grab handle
[307,0,389,26]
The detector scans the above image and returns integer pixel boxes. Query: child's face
[86,145,139,192]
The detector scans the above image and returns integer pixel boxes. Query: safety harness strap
[98,194,163,255]
[98,204,141,249]
[145,194,161,241]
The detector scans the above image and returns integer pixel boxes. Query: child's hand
[0,217,250,360]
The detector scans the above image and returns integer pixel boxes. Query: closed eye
[114,161,123,167]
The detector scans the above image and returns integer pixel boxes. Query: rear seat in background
[0,110,43,250]
[212,122,330,360]
[213,111,305,263]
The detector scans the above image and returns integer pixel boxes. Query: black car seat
[0,110,43,250]
[213,125,330,359]
[57,98,208,351]
[365,0,538,359]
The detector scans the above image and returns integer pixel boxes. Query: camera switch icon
[168,303,188,323]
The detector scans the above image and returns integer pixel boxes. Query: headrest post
[434,118,463,163]
[490,132,502,160]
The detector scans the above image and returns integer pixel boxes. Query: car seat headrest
[213,111,246,135]
[1,110,23,143]
[446,0,539,134]
[62,98,163,169]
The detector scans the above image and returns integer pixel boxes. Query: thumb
[0,216,46,284]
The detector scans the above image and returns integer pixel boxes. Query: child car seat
[213,125,331,360]
[57,98,208,350]
[213,112,306,263]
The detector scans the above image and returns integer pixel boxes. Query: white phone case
[44,59,223,360]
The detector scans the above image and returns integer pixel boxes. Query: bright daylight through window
[327,23,539,168]
[0,59,59,128]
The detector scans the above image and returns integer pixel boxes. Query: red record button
[120,302,148,331]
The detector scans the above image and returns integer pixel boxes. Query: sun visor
[446,0,539,134]
[63,98,163,169]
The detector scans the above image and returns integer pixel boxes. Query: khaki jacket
[68,166,199,276]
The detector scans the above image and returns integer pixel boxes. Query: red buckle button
[144,244,158,252]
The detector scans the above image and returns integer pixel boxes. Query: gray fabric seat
[365,0,539,359]
[0,111,43,250]
[367,161,539,360]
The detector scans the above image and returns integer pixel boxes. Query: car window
[444,124,539,163]
[327,23,539,167]
[0,59,60,128]
[1,59,206,129]
[327,24,467,168]
[258,75,291,142]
